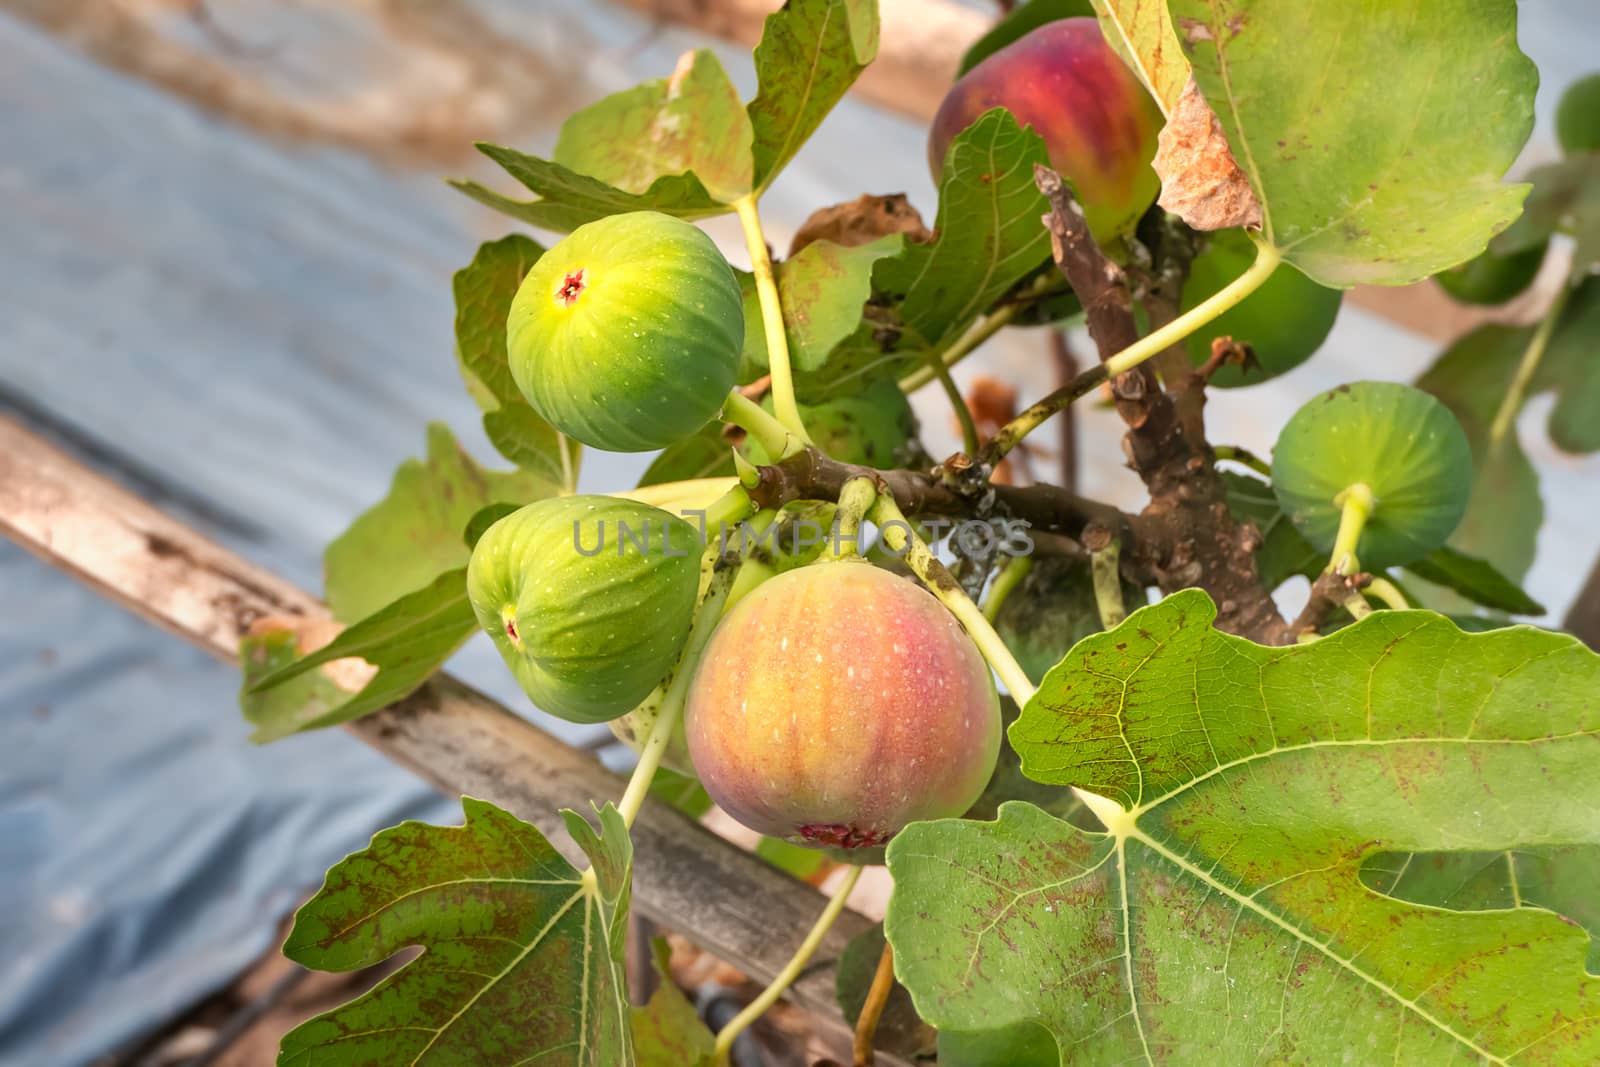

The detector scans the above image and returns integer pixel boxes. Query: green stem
[1327,482,1375,576]
[733,195,811,446]
[899,301,1024,394]
[982,555,1033,623]
[869,495,1037,705]
[615,564,737,828]
[1489,283,1570,449]
[1341,590,1374,623]
[929,351,981,456]
[1364,576,1411,612]
[1090,538,1126,629]
[713,864,864,1061]
[1213,444,1272,478]
[984,238,1281,462]
[830,477,878,561]
[698,481,757,542]
[722,389,800,461]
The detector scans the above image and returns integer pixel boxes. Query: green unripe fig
[467,495,702,723]
[1182,230,1342,386]
[686,563,1002,850]
[507,211,743,452]
[1272,382,1473,570]
[1434,241,1548,306]
[1556,72,1600,155]
[743,379,918,469]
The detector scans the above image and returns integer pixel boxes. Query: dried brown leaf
[1154,75,1263,232]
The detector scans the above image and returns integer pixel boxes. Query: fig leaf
[454,146,724,233]
[738,234,904,374]
[241,568,475,743]
[632,938,717,1067]
[887,590,1600,1064]
[1168,0,1537,287]
[279,798,636,1066]
[1088,0,1189,113]
[554,49,753,205]
[1492,153,1600,279]
[453,235,581,489]
[747,0,880,191]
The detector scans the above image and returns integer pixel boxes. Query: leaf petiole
[722,389,799,461]
[733,195,813,446]
[1488,281,1570,450]
[983,237,1282,462]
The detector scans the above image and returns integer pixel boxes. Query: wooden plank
[0,414,893,1055]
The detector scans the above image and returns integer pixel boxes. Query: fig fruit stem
[983,237,1282,462]
[1489,282,1570,450]
[733,195,813,449]
[831,477,878,560]
[1090,537,1127,629]
[1364,576,1411,612]
[927,350,981,457]
[851,940,896,1066]
[712,864,865,1062]
[982,555,1033,622]
[898,301,1023,394]
[722,390,799,464]
[1327,482,1375,577]
[615,562,738,829]
[868,494,1038,706]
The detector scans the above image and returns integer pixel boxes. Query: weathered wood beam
[0,415,894,1056]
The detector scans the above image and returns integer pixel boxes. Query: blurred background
[2,1,1597,1063]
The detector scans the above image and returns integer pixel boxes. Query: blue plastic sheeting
[0,541,455,1065]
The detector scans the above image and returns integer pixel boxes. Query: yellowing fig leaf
[554,49,753,205]
[280,799,635,1067]
[886,590,1600,1065]
[1089,0,1189,114]
[1167,0,1537,287]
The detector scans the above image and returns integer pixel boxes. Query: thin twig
[852,941,897,1065]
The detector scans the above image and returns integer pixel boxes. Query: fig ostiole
[685,562,1002,851]
[467,495,704,723]
[508,211,744,453]
[928,18,1164,243]
[1272,382,1473,571]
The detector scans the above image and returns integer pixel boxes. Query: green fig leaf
[633,939,717,1067]
[740,235,904,373]
[324,424,556,622]
[1493,153,1600,278]
[242,568,475,743]
[278,798,634,1066]
[1361,846,1600,971]
[1170,0,1536,287]
[747,0,880,192]
[795,110,1052,397]
[453,236,580,489]
[888,590,1600,1064]
[553,49,753,205]
[1416,324,1543,587]
[835,924,939,1062]
[453,146,724,234]
[1181,228,1342,386]
[1089,0,1189,113]
[960,0,1096,77]
[1404,546,1545,617]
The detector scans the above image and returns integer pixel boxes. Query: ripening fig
[507,211,743,452]
[685,563,1001,850]
[467,495,702,723]
[742,379,918,469]
[1272,382,1473,570]
[928,19,1163,243]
